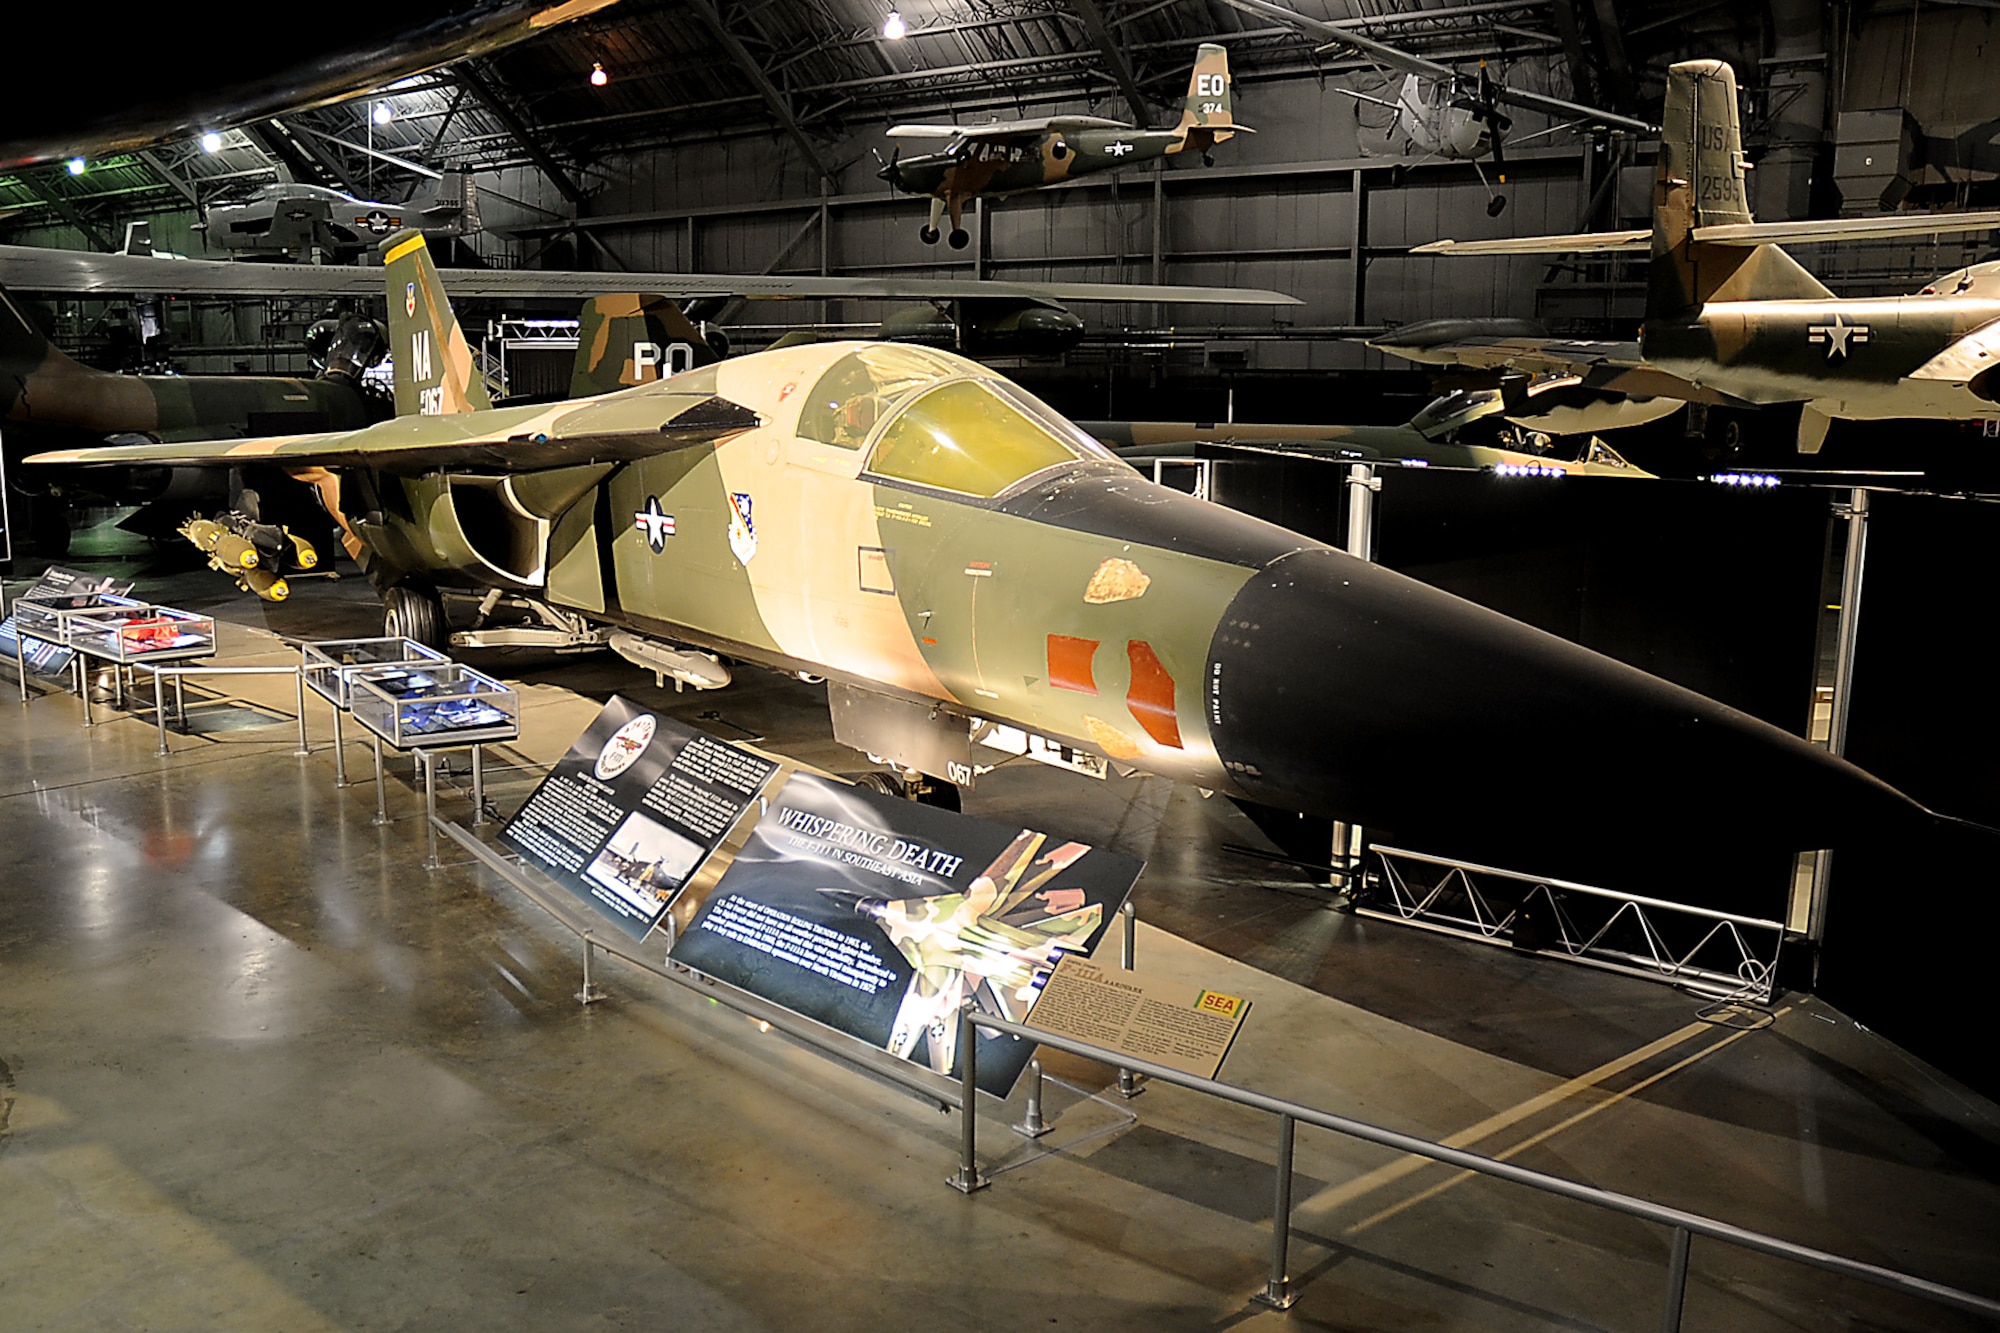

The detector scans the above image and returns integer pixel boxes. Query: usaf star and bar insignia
[633,496,677,553]
[1807,313,1872,361]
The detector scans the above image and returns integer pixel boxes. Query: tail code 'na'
[381,229,493,418]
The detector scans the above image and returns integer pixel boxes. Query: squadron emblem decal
[728,491,758,565]
[1807,313,1871,361]
[594,713,657,780]
[633,496,677,553]
[405,282,417,317]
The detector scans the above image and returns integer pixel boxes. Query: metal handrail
[408,785,1993,1323]
[957,1008,2000,1323]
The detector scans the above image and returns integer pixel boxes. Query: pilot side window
[796,346,959,450]
[865,378,1091,498]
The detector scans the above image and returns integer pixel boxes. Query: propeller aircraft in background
[1217,0,1654,215]
[878,44,1249,248]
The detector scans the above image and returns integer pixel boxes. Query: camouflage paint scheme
[1381,60,2000,452]
[29,231,1953,880]
[881,45,1246,244]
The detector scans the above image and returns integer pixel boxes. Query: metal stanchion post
[174,673,185,726]
[947,1006,988,1193]
[421,751,439,871]
[1013,1057,1052,1138]
[332,707,348,786]
[372,736,388,826]
[1254,1114,1299,1309]
[1660,1226,1691,1333]
[577,935,606,1005]
[293,669,310,756]
[1116,902,1143,1098]
[79,656,93,727]
[153,671,169,757]
[471,744,486,826]
[15,628,27,703]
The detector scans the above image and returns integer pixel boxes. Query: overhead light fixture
[200,131,223,154]
[66,156,85,175]
[883,9,907,39]
[372,102,394,126]
[590,61,608,87]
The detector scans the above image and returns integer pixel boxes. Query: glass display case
[10,592,143,646]
[302,636,452,709]
[63,602,218,664]
[349,662,519,748]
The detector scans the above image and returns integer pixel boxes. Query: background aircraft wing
[0,244,1299,306]
[887,115,1128,139]
[1412,230,1651,255]
[28,391,760,475]
[1371,326,1748,407]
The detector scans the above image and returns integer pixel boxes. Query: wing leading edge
[28,391,760,475]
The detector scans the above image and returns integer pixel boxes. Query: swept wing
[27,388,759,474]
[0,243,1298,307]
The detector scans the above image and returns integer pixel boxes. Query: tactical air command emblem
[728,492,758,565]
[633,496,676,553]
[405,282,417,317]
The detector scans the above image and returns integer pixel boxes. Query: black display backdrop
[1819,492,2000,1101]
[1210,463,1832,912]
[502,697,779,939]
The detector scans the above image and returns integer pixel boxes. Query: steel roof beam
[681,0,840,187]
[135,150,201,208]
[1066,0,1154,127]
[454,65,588,207]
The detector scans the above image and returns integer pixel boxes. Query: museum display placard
[0,567,137,676]
[1025,954,1250,1080]
[669,771,1144,1095]
[502,696,780,938]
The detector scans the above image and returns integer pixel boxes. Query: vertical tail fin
[570,294,720,398]
[381,229,491,417]
[1172,44,1244,153]
[1648,60,1831,320]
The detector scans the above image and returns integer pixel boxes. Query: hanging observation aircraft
[201,171,482,263]
[1216,0,1654,215]
[879,44,1249,249]
[26,228,1980,896]
[1379,59,2000,454]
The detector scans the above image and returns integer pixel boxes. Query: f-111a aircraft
[1380,59,2000,454]
[28,229,1972,890]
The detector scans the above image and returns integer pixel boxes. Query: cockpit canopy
[798,345,1115,498]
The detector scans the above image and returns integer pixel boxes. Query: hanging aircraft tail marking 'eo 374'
[1381,59,2000,454]
[28,229,1984,887]
[879,44,1249,249]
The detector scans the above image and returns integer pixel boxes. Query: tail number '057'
[410,329,444,414]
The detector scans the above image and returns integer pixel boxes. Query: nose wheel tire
[947,228,970,249]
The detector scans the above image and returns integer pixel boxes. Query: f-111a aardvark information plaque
[502,696,779,939]
[669,771,1144,1095]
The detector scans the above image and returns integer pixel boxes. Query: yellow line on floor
[1343,1006,1790,1234]
[1296,1007,1788,1223]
